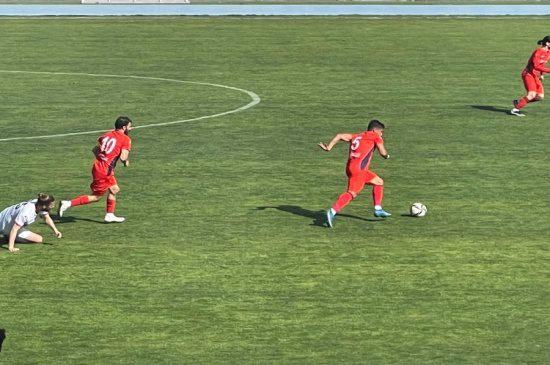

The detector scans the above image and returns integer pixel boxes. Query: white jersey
[0,199,45,235]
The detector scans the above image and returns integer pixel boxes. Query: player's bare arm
[377,142,390,159]
[7,223,21,253]
[120,149,130,167]
[318,133,353,151]
[92,145,101,159]
[42,213,62,239]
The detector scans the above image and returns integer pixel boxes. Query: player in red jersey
[511,36,550,117]
[58,116,133,223]
[319,119,390,228]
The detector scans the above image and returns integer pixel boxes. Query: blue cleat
[326,209,336,228]
[374,209,391,218]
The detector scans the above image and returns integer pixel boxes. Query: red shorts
[90,173,117,196]
[522,71,544,94]
[346,167,378,196]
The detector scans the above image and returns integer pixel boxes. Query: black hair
[115,116,132,130]
[538,36,550,45]
[367,119,385,131]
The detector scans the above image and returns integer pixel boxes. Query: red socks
[106,199,116,213]
[332,192,354,213]
[373,185,384,207]
[69,195,116,213]
[331,186,383,213]
[70,195,90,207]
[516,97,530,109]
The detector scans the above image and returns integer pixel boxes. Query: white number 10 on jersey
[100,137,117,154]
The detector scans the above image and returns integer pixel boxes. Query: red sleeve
[532,49,550,73]
[123,136,131,151]
[375,135,384,145]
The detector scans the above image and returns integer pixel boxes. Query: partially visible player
[319,119,390,228]
[511,36,550,117]
[58,116,133,223]
[0,194,62,253]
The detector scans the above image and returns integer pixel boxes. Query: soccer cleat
[58,200,71,218]
[326,209,336,228]
[374,209,391,218]
[513,99,519,108]
[104,213,125,223]
[510,108,525,117]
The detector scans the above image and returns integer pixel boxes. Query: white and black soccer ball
[410,203,427,217]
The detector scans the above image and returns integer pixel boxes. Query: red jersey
[93,130,131,176]
[524,47,550,76]
[347,131,383,172]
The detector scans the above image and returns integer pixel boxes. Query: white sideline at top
[82,0,190,3]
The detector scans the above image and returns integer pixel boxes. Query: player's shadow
[55,216,106,224]
[0,328,5,352]
[0,239,54,250]
[256,205,381,227]
[470,105,510,114]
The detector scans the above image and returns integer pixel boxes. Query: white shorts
[1,227,33,240]
[17,229,33,239]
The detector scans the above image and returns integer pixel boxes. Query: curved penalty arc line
[0,70,261,142]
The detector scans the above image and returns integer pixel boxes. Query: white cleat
[510,108,525,117]
[58,200,71,218]
[104,213,125,223]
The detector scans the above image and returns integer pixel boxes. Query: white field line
[0,70,261,142]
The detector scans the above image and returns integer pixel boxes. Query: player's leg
[104,184,125,223]
[534,82,544,103]
[512,74,539,115]
[15,229,43,244]
[526,77,544,103]
[326,172,366,227]
[58,176,110,217]
[366,173,391,218]
[58,194,101,218]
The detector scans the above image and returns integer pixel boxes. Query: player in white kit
[0,194,62,253]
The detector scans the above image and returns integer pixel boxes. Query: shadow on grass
[256,205,381,227]
[470,105,511,115]
[0,239,54,250]
[55,216,105,224]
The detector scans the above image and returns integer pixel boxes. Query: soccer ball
[410,203,427,217]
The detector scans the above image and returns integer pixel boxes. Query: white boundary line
[0,70,261,142]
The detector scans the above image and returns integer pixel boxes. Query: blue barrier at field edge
[2,4,550,16]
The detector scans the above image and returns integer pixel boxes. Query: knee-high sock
[70,195,90,207]
[373,185,384,207]
[332,192,354,213]
[516,96,530,109]
[106,198,116,213]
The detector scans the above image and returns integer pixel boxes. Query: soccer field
[0,17,549,363]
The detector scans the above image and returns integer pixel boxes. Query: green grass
[0,17,549,364]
